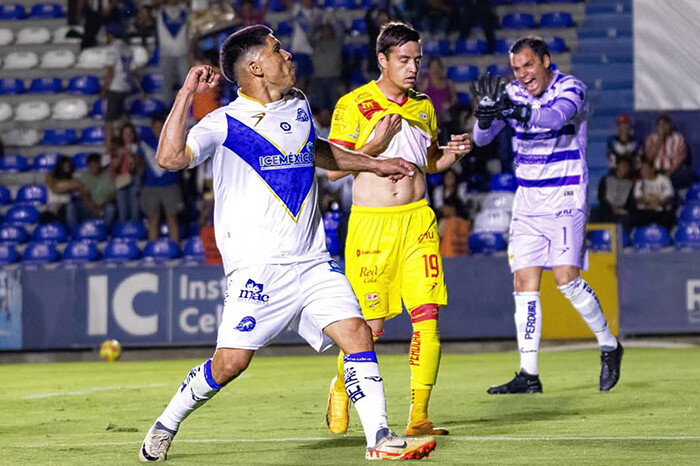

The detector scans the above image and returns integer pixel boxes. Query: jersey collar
[371,80,409,107]
[237,90,286,109]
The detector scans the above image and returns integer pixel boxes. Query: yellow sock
[408,311,441,423]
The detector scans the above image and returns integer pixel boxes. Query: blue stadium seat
[143,239,180,261]
[679,205,700,226]
[0,4,26,20]
[32,222,68,243]
[501,13,535,29]
[489,173,517,192]
[540,12,573,28]
[455,39,487,55]
[72,152,88,170]
[589,229,612,252]
[0,243,19,265]
[103,239,141,262]
[28,77,62,94]
[118,0,137,17]
[129,98,166,118]
[0,78,25,95]
[0,186,11,206]
[685,184,700,205]
[468,232,506,255]
[350,18,367,35]
[457,92,471,107]
[546,36,567,53]
[110,221,147,240]
[269,0,286,12]
[67,75,100,95]
[276,21,293,37]
[62,240,100,263]
[423,40,451,57]
[149,47,159,66]
[89,99,105,119]
[137,126,154,141]
[447,65,478,82]
[32,152,63,172]
[494,38,517,54]
[674,223,700,250]
[0,155,29,172]
[22,242,59,264]
[42,128,78,145]
[632,224,670,251]
[486,63,512,77]
[80,126,105,145]
[182,236,204,260]
[141,74,163,94]
[5,205,39,225]
[467,174,489,193]
[74,220,108,242]
[29,3,63,19]
[511,0,539,4]
[16,184,48,205]
[0,224,28,244]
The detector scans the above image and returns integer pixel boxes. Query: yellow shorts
[345,199,447,321]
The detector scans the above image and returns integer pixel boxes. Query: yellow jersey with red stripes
[328,81,438,173]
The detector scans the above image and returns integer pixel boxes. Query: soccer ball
[100,339,122,362]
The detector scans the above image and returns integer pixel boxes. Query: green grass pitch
[1,347,698,465]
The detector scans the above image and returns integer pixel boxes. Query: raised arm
[156,66,221,171]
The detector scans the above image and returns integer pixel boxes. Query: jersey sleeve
[555,77,587,115]
[328,94,360,149]
[186,111,227,168]
[426,99,438,143]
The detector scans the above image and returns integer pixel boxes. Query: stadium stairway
[572,0,633,205]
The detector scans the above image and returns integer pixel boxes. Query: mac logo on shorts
[237,279,270,305]
[235,316,257,332]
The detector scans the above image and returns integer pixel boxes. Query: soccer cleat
[600,342,624,391]
[405,419,449,436]
[366,429,436,460]
[487,370,543,394]
[325,376,349,434]
[139,422,175,462]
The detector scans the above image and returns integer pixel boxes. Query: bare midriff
[351,162,426,207]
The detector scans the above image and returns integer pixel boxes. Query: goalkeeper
[471,36,623,394]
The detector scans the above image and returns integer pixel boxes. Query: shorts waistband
[351,198,429,214]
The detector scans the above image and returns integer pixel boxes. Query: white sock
[157,359,221,433]
[514,292,542,376]
[343,351,389,447]
[559,277,618,350]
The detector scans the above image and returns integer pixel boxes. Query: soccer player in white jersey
[471,36,623,394]
[138,25,437,462]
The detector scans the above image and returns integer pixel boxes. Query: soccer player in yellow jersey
[325,22,472,437]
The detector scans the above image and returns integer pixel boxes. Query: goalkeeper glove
[470,73,505,129]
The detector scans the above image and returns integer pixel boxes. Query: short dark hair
[219,25,273,83]
[510,36,550,62]
[657,113,673,125]
[376,22,420,58]
[87,153,101,165]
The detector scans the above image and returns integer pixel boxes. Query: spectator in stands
[45,156,86,230]
[607,113,641,171]
[644,114,695,189]
[632,159,675,230]
[235,0,268,28]
[365,8,392,79]
[80,154,117,227]
[286,0,322,93]
[416,0,451,37]
[313,107,332,140]
[594,157,634,231]
[140,115,183,242]
[110,123,144,223]
[455,0,497,54]
[431,169,470,221]
[156,0,192,105]
[79,0,121,49]
[419,58,457,141]
[131,4,156,45]
[102,22,141,153]
[311,19,344,111]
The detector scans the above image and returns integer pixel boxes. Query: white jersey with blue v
[186,90,327,275]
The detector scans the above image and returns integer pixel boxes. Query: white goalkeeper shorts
[217,257,362,352]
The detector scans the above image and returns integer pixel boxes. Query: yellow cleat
[366,431,436,460]
[405,419,449,436]
[325,376,349,434]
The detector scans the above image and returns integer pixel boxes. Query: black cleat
[600,342,623,391]
[487,370,543,394]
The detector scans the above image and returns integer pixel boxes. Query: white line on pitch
[19,435,700,448]
[23,383,170,399]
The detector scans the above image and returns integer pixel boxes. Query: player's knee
[212,351,252,385]
[553,266,580,288]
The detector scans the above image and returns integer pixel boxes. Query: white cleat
[366,429,436,460]
[139,422,175,462]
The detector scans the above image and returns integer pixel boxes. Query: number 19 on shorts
[422,254,439,278]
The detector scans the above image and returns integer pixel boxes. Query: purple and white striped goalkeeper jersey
[474,70,589,216]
